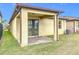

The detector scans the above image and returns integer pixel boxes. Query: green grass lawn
[0,30,79,55]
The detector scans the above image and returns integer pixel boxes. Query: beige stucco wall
[28,16,66,36]
[58,19,66,34]
[39,18,66,36]
[9,14,21,43]
[75,21,79,32]
[9,18,17,38]
[39,18,54,36]
[16,17,21,43]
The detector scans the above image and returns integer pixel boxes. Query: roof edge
[16,3,63,13]
[9,4,64,24]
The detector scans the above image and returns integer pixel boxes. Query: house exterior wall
[75,21,79,32]
[39,18,54,36]
[66,21,75,33]
[39,18,66,36]
[9,18,17,38]
[21,8,58,37]
[9,7,59,47]
[66,20,79,33]
[10,15,77,40]
[58,19,66,34]
[16,17,21,43]
[9,14,20,43]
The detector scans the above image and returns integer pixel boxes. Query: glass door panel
[28,19,39,36]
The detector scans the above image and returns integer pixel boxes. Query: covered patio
[9,4,61,47]
[28,36,52,45]
[17,10,58,47]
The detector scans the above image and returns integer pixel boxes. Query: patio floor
[28,36,52,45]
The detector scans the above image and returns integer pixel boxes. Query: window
[59,21,62,29]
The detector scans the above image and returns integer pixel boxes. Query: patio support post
[20,9,28,47]
[54,15,59,41]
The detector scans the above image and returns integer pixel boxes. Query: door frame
[28,19,39,37]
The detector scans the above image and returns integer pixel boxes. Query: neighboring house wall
[58,19,66,34]
[66,21,75,33]
[75,21,79,32]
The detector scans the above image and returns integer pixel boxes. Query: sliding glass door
[28,19,39,36]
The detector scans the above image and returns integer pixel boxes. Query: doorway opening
[28,19,39,36]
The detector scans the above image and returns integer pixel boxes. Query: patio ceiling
[28,13,55,19]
